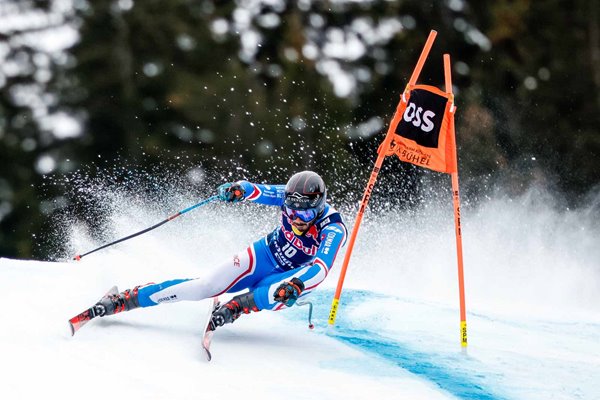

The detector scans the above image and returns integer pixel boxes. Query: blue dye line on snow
[332,328,502,400]
[291,289,507,400]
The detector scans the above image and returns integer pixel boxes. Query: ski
[68,286,118,336]
[201,297,219,361]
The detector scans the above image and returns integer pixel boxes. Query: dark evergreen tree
[1,0,599,258]
[0,0,77,257]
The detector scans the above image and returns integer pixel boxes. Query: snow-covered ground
[1,185,599,399]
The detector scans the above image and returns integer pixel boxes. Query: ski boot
[93,286,141,317]
[209,292,259,331]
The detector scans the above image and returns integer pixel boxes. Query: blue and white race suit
[137,181,347,311]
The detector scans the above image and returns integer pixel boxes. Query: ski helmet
[284,171,327,223]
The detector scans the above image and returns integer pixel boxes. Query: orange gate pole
[444,54,468,349]
[328,30,438,327]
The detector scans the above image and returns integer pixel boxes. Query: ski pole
[73,195,220,261]
[296,300,314,329]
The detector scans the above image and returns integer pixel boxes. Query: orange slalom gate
[327,30,468,350]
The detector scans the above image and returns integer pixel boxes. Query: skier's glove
[273,278,305,307]
[218,182,245,202]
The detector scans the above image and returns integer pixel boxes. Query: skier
[87,170,347,331]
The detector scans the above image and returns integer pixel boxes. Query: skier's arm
[236,181,286,206]
[285,222,347,294]
[217,180,284,206]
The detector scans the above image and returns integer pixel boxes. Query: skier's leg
[208,240,281,330]
[95,243,268,318]
[136,245,263,306]
[209,266,316,330]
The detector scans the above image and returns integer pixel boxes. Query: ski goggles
[284,206,318,223]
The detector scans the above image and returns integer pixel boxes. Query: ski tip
[73,254,82,261]
[68,309,93,336]
[68,320,77,336]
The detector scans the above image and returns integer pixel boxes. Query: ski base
[201,297,219,361]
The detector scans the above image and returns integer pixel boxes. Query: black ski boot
[209,292,259,331]
[93,286,141,317]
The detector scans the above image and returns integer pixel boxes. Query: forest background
[1,0,599,259]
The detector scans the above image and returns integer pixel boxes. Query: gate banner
[382,84,456,174]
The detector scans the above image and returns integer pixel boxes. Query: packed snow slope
[1,185,599,400]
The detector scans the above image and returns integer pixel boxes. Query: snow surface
[1,185,600,399]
